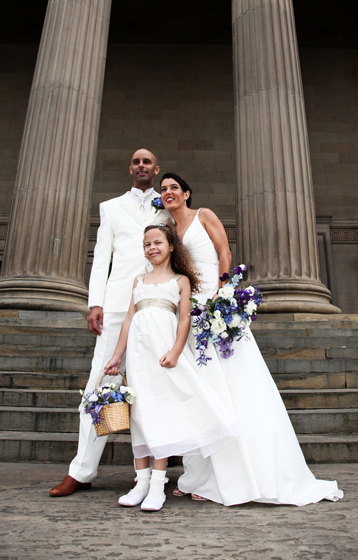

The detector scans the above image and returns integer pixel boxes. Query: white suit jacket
[88,191,171,313]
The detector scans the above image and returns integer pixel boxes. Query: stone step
[297,434,358,463]
[254,328,358,339]
[273,371,358,390]
[0,431,133,464]
[261,347,358,360]
[0,372,89,389]
[0,406,80,433]
[2,327,358,347]
[0,431,357,464]
[256,336,358,350]
[2,405,357,435]
[288,408,358,434]
[0,331,95,347]
[266,358,358,374]
[252,313,358,328]
[280,389,358,410]
[0,344,94,358]
[0,355,92,373]
[1,387,357,410]
[1,370,357,392]
[0,388,82,408]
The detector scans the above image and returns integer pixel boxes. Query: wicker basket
[94,373,130,437]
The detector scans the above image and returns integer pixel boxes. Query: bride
[159,172,343,507]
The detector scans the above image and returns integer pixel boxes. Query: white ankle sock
[133,467,151,495]
[118,467,151,506]
[141,469,168,511]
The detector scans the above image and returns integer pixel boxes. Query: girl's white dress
[126,275,245,461]
[177,210,343,506]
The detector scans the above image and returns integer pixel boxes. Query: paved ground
[0,463,357,560]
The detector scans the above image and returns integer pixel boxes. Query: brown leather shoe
[49,475,91,497]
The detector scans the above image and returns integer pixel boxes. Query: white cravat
[131,187,154,213]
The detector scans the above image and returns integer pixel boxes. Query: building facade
[0,0,357,313]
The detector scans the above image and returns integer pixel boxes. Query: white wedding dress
[126,275,245,461]
[178,210,343,506]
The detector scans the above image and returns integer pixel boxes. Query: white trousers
[69,312,126,483]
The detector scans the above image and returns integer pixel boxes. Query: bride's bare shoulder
[198,207,221,223]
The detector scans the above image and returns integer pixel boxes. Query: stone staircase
[0,310,357,464]
[252,313,358,462]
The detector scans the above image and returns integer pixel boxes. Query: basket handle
[95,372,127,391]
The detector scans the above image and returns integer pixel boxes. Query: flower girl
[104,223,244,511]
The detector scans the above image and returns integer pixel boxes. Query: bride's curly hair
[144,222,201,294]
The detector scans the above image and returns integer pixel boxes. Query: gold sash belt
[135,298,177,315]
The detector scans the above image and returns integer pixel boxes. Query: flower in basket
[80,382,136,437]
[151,196,164,212]
[190,264,263,366]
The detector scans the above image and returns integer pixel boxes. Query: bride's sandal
[191,493,208,501]
[173,487,188,497]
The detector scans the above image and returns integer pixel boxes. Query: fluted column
[0,0,112,311]
[232,0,340,313]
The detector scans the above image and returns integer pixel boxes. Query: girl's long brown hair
[144,222,201,293]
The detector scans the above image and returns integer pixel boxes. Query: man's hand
[88,306,103,335]
[159,350,179,368]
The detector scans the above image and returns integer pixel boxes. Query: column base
[0,277,89,313]
[254,279,342,314]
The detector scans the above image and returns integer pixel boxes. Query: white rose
[218,284,235,299]
[126,394,135,405]
[126,387,136,397]
[221,332,229,339]
[245,286,255,296]
[214,310,222,319]
[88,394,98,402]
[230,298,237,307]
[119,386,127,394]
[109,383,116,390]
[245,300,257,315]
[230,314,242,328]
[211,317,227,335]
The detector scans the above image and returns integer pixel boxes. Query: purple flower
[219,272,230,282]
[151,197,164,212]
[190,308,202,316]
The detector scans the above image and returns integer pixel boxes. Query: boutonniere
[151,197,164,213]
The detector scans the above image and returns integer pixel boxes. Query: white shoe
[141,493,166,512]
[118,488,148,507]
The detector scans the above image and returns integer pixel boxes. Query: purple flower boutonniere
[151,197,164,213]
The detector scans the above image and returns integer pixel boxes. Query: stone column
[232,0,340,313]
[0,0,112,312]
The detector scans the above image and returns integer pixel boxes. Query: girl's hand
[104,355,122,376]
[159,350,179,368]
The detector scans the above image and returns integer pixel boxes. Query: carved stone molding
[331,227,358,244]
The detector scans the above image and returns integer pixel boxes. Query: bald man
[50,149,170,496]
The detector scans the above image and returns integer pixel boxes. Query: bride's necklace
[176,211,191,231]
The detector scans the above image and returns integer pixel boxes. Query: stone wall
[93,43,235,218]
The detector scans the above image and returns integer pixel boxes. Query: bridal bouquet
[190,265,263,366]
[80,382,136,436]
